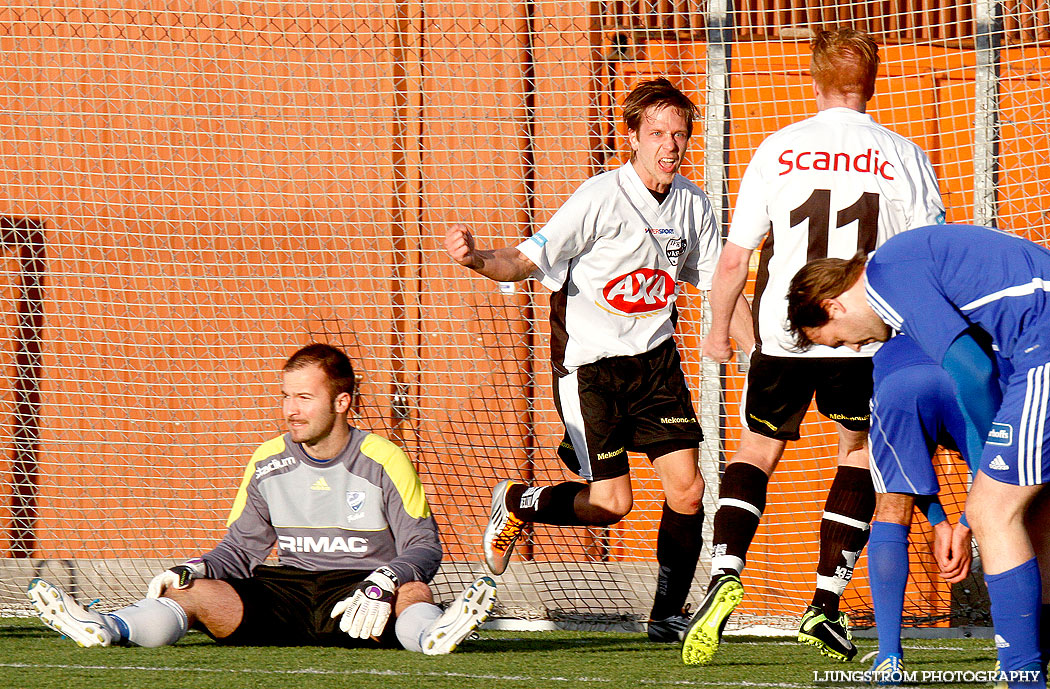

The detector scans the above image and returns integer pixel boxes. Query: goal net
[0,1,1047,633]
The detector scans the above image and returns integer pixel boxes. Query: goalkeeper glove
[147,558,207,598]
[330,566,399,639]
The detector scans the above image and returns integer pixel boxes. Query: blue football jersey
[866,224,1050,368]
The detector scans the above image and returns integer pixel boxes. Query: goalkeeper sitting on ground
[28,343,495,654]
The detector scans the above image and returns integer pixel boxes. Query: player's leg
[967,362,1050,683]
[611,341,709,642]
[866,342,963,674]
[417,577,497,655]
[483,356,631,574]
[393,578,497,655]
[26,575,228,648]
[969,472,1044,681]
[646,446,705,641]
[708,352,815,583]
[796,358,875,662]
[810,425,872,617]
[708,430,783,581]
[797,423,871,662]
[684,351,810,665]
[867,492,914,680]
[1024,486,1050,671]
[162,578,244,639]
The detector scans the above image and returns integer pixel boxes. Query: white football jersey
[728,107,944,358]
[518,162,721,374]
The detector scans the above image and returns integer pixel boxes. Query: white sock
[109,597,189,648]
[394,602,442,653]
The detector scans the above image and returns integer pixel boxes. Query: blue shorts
[869,336,969,495]
[981,360,1050,486]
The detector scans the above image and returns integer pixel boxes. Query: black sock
[510,482,588,526]
[709,462,768,588]
[811,465,875,615]
[650,502,705,620]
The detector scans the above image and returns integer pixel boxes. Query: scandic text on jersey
[602,269,675,314]
[778,148,895,180]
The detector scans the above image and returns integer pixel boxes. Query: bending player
[684,28,943,665]
[28,343,496,654]
[786,224,1050,686]
[866,333,981,681]
[445,77,753,642]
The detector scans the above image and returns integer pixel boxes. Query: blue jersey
[866,224,1050,369]
[866,224,1050,487]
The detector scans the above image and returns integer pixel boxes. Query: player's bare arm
[728,293,755,356]
[701,241,752,362]
[445,223,537,282]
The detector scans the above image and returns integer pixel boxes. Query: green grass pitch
[0,618,999,689]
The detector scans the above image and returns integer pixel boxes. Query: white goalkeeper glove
[147,558,207,598]
[330,566,399,639]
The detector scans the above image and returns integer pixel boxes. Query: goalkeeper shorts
[212,565,400,647]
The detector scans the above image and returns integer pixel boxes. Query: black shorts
[212,565,400,647]
[553,338,703,482]
[744,349,873,441]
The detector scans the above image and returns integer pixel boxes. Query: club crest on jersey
[345,490,367,522]
[665,237,685,266]
[602,268,675,314]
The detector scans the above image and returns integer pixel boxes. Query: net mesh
[1,1,1047,630]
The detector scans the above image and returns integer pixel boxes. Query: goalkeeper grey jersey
[200,428,441,586]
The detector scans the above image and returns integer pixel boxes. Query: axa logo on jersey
[603,269,674,313]
[777,148,895,180]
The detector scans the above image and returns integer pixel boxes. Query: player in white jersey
[445,78,753,642]
[28,344,495,655]
[682,28,945,666]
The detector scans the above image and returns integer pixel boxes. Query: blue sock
[985,558,1042,673]
[868,520,909,659]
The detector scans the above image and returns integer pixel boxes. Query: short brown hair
[622,77,700,138]
[810,28,879,101]
[786,252,868,350]
[283,343,355,399]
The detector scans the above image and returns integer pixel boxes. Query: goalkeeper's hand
[147,558,207,598]
[330,566,399,639]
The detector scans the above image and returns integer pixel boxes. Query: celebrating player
[445,77,753,642]
[866,333,979,680]
[786,224,1050,686]
[28,343,496,654]
[683,28,944,665]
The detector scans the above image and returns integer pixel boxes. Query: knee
[731,436,782,475]
[590,491,633,521]
[395,581,433,610]
[873,492,914,525]
[664,478,704,515]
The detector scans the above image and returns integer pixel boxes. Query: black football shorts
[743,348,873,441]
[553,338,703,482]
